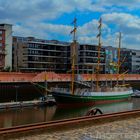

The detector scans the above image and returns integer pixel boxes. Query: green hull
[52,92,131,105]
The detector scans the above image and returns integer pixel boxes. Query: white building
[0,24,13,70]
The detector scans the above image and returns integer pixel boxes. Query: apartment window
[132,52,136,55]
[0,43,2,47]
[17,37,23,41]
[34,57,39,61]
[22,38,27,42]
[0,31,2,34]
[32,50,35,54]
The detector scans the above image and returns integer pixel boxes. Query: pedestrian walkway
[0,100,46,109]
[12,117,140,140]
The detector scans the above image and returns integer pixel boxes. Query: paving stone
[10,117,140,140]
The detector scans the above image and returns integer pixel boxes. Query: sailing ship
[52,18,133,107]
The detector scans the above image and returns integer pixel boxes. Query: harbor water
[0,98,140,128]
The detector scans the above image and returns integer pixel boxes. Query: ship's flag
[70,27,77,34]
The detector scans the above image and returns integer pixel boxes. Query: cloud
[107,0,140,7]
[12,11,140,49]
[13,22,72,40]
[0,0,104,23]
[93,0,140,11]
[102,13,140,34]
[76,12,140,49]
[78,36,97,44]
[1,0,140,50]
[0,0,140,25]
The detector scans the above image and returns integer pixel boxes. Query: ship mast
[117,32,121,74]
[70,17,77,95]
[116,32,121,86]
[96,18,102,91]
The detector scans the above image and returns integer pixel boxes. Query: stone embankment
[12,117,140,140]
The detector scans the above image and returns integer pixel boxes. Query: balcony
[0,49,6,55]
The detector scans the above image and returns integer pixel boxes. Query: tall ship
[52,17,133,107]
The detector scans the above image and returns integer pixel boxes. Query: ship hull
[52,91,132,108]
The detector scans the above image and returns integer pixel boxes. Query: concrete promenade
[0,100,47,109]
[12,117,140,140]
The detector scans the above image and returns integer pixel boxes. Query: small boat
[131,90,140,98]
[52,18,133,108]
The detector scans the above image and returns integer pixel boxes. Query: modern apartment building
[105,46,140,74]
[78,44,106,74]
[105,46,118,74]
[12,35,140,74]
[0,27,5,70]
[13,36,106,73]
[13,36,70,73]
[131,49,140,73]
[120,48,140,74]
[0,24,12,70]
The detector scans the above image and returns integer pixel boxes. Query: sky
[1,0,140,49]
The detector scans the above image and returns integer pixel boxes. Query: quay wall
[1,72,140,83]
[0,82,43,102]
[0,72,140,102]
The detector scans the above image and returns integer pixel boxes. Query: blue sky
[0,0,140,49]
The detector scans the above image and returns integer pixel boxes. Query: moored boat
[52,86,133,107]
[131,89,140,98]
[52,17,133,107]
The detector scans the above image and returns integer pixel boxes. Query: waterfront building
[0,24,12,71]
[104,46,140,74]
[105,46,140,74]
[120,48,140,74]
[13,36,70,73]
[120,48,131,73]
[105,46,118,74]
[78,44,106,74]
[13,36,106,73]
[12,36,140,74]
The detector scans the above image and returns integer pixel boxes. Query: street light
[15,85,19,103]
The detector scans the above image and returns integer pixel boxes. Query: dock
[22,116,140,140]
[0,98,56,110]
[1,109,140,139]
[1,72,140,83]
[0,100,46,109]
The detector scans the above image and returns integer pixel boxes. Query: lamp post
[15,85,19,103]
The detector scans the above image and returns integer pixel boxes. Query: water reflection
[0,106,56,128]
[53,101,133,120]
[0,98,140,128]
[52,106,93,120]
[132,98,140,109]
[95,101,133,114]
